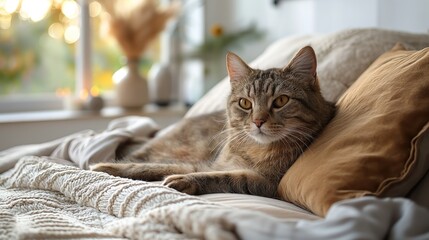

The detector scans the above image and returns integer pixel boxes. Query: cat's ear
[226,52,252,86]
[284,46,317,77]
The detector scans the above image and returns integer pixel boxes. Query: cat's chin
[250,133,278,145]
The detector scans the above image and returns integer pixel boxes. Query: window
[0,0,155,113]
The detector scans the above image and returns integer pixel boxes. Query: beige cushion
[186,28,429,118]
[278,44,429,217]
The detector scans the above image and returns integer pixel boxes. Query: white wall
[378,0,429,32]
[203,0,429,60]
[312,0,379,33]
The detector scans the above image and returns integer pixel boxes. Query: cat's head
[226,46,334,145]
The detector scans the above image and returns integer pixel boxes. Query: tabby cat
[91,46,335,198]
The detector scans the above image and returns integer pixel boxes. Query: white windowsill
[0,104,188,151]
[0,92,119,114]
[0,104,188,124]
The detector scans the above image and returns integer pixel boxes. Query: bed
[1,28,429,239]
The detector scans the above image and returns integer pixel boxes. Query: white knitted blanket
[2,157,429,240]
[0,156,241,240]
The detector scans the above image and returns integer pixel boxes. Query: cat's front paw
[163,174,199,195]
[90,163,121,176]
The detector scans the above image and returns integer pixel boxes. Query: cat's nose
[253,119,265,128]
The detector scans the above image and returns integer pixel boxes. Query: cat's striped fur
[91,46,335,198]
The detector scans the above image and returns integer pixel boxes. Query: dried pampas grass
[99,0,180,61]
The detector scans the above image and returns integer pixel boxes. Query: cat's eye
[272,95,289,108]
[239,98,252,110]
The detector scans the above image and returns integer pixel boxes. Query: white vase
[148,62,172,106]
[147,20,182,106]
[113,59,149,109]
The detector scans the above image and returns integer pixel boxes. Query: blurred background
[0,0,428,113]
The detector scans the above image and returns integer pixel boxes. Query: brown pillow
[278,43,429,217]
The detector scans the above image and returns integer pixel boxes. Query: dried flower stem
[99,0,180,60]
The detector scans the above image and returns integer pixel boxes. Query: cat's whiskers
[285,128,313,144]
[229,129,250,147]
[264,124,314,157]
[280,127,317,157]
[269,123,316,141]
[210,128,248,156]
[286,132,308,152]
[211,129,249,163]
[281,134,306,160]
[211,127,238,148]
[210,135,231,157]
[234,130,251,148]
[209,124,233,147]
